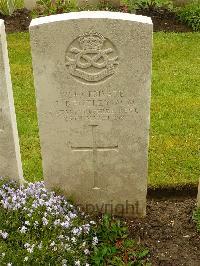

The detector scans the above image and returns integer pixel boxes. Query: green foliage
[35,0,120,15]
[0,0,22,15]
[90,215,150,265]
[193,208,200,231]
[178,1,200,31]
[122,0,173,12]
[95,214,128,242]
[121,0,139,13]
[96,0,119,11]
[137,0,173,10]
[35,0,78,16]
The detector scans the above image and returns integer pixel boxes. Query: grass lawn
[7,32,200,188]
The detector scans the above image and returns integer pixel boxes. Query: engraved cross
[71,125,118,190]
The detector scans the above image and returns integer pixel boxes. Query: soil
[136,7,192,32]
[0,7,193,33]
[125,199,200,266]
[147,184,198,199]
[0,9,32,33]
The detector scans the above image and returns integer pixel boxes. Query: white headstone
[0,20,23,181]
[30,11,152,217]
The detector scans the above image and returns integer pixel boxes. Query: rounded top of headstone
[30,11,152,28]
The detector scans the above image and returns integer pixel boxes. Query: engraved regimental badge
[65,30,119,83]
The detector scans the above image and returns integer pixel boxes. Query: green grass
[193,207,200,231]
[150,32,200,187]
[7,33,42,182]
[7,32,200,187]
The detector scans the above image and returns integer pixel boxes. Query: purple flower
[19,226,27,233]
[0,231,8,239]
[92,236,98,246]
[42,217,48,226]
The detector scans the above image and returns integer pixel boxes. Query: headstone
[0,20,23,181]
[30,11,152,217]
[24,0,37,10]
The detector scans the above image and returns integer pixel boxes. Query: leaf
[137,248,149,259]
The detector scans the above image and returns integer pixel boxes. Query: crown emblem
[78,30,105,51]
[66,30,119,83]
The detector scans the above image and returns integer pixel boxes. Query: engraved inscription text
[57,89,137,121]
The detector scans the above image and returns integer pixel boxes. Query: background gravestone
[0,20,23,181]
[30,11,152,217]
[24,0,37,10]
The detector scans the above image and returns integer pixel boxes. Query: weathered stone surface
[30,11,152,217]
[0,20,23,181]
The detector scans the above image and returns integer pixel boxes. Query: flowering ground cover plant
[0,177,96,265]
[0,177,150,265]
